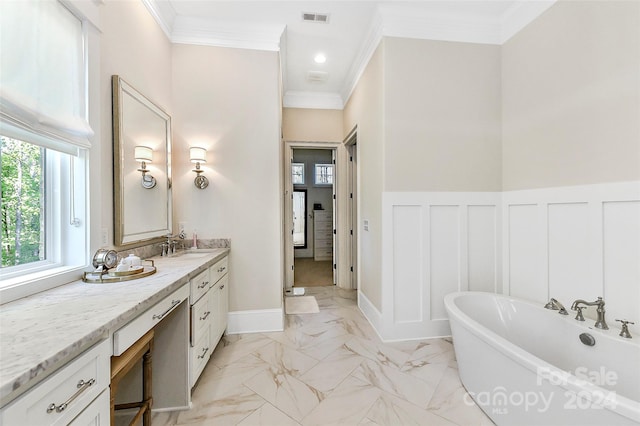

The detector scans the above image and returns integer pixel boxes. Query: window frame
[314,163,334,186]
[0,0,95,304]
[292,162,305,185]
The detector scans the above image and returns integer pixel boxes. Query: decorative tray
[82,260,156,283]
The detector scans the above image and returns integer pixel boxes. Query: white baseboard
[357,291,384,341]
[226,308,284,334]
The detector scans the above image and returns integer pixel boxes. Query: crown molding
[380,4,502,45]
[341,1,557,107]
[283,91,344,110]
[141,0,176,40]
[341,10,384,103]
[143,0,284,51]
[171,16,284,51]
[142,0,557,110]
[500,0,556,43]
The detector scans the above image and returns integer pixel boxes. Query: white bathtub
[444,291,640,426]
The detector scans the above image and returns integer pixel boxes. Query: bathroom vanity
[0,248,229,425]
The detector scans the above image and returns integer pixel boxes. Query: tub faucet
[615,319,634,339]
[571,297,608,330]
[544,298,568,315]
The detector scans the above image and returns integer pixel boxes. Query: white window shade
[0,0,93,156]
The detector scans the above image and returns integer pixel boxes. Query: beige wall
[502,0,640,190]
[343,43,385,311]
[283,108,343,142]
[384,37,502,192]
[100,3,282,313]
[99,0,173,249]
[172,45,282,312]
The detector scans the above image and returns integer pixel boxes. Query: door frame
[283,140,350,291]
[344,126,358,290]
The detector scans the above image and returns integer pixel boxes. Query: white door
[347,143,357,290]
[332,149,337,285]
[285,148,294,290]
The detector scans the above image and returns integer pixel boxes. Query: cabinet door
[68,390,109,426]
[209,274,229,348]
[217,274,229,336]
[209,283,221,346]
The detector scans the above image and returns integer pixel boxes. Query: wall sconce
[190,147,209,189]
[134,145,156,189]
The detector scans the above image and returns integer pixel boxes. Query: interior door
[332,149,337,285]
[285,147,294,290]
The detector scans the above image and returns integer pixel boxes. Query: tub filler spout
[571,297,608,330]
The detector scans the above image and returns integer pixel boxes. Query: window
[292,163,305,185]
[0,135,87,295]
[0,0,93,303]
[314,163,333,185]
[1,137,46,268]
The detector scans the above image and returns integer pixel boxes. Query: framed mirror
[112,75,172,247]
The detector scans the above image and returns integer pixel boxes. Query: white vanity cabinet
[189,254,229,387]
[1,339,110,426]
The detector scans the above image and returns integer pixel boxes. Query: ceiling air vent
[302,12,330,23]
[307,71,328,83]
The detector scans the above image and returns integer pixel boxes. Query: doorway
[291,148,335,288]
[283,139,355,295]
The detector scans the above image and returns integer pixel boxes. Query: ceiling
[143,0,555,109]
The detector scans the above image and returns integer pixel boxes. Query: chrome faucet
[544,298,568,315]
[163,231,186,256]
[571,297,608,329]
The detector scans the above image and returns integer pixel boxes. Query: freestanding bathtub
[444,291,640,426]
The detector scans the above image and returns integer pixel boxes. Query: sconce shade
[134,146,153,163]
[190,147,207,163]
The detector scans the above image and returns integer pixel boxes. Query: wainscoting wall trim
[379,191,502,341]
[502,181,640,336]
[360,182,640,342]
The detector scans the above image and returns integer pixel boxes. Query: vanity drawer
[190,290,211,346]
[209,256,228,288]
[190,330,211,387]
[1,339,110,426]
[190,268,210,303]
[113,284,188,356]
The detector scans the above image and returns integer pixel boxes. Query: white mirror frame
[112,75,172,247]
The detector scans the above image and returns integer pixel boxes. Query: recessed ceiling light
[314,53,326,64]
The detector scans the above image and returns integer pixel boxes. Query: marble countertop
[0,248,229,407]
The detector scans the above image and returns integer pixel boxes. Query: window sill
[0,265,87,305]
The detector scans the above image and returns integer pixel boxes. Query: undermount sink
[174,249,221,258]
[178,252,210,258]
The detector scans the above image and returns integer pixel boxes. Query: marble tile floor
[153,287,493,426]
